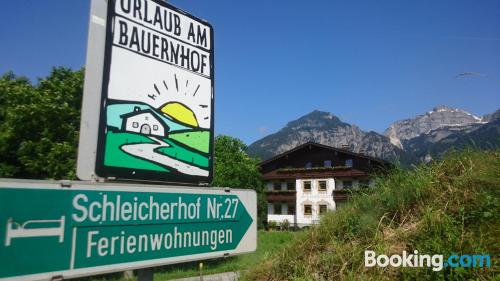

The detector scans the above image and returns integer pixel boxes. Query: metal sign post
[137,268,153,281]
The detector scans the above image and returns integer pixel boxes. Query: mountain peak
[284,110,347,131]
[431,105,455,112]
[305,110,336,118]
[427,105,481,120]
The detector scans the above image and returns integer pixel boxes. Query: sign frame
[77,0,215,184]
[0,178,256,281]
[77,0,108,182]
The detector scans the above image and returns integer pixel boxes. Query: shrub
[268,220,278,230]
[280,219,290,231]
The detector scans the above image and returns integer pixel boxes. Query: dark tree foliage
[0,67,84,179]
[0,68,267,227]
[212,135,267,228]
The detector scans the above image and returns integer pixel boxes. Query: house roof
[121,108,158,119]
[258,142,391,167]
[120,108,170,130]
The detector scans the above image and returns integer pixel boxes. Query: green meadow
[168,130,210,154]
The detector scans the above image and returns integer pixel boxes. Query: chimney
[341,144,350,151]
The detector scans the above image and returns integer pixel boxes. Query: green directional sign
[0,179,256,281]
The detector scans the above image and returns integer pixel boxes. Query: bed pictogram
[5,216,65,246]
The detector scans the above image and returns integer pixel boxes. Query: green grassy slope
[245,150,499,280]
[156,138,209,168]
[168,130,210,154]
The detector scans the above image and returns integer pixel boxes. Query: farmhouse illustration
[99,65,213,180]
[121,107,170,137]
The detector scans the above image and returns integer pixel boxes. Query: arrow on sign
[0,180,256,281]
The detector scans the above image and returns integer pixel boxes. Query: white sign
[78,0,214,184]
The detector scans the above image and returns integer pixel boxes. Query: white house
[121,107,169,137]
[260,142,391,228]
[266,178,336,227]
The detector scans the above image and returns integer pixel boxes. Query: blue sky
[1,0,499,144]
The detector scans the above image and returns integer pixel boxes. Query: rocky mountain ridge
[247,110,414,164]
[384,105,486,149]
[247,106,499,165]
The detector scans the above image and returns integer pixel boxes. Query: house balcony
[262,167,368,181]
[265,190,296,202]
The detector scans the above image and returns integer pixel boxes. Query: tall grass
[244,150,499,280]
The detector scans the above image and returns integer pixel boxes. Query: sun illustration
[160,102,199,127]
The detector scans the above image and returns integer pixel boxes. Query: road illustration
[121,137,209,177]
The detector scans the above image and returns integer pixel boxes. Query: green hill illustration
[103,101,210,176]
